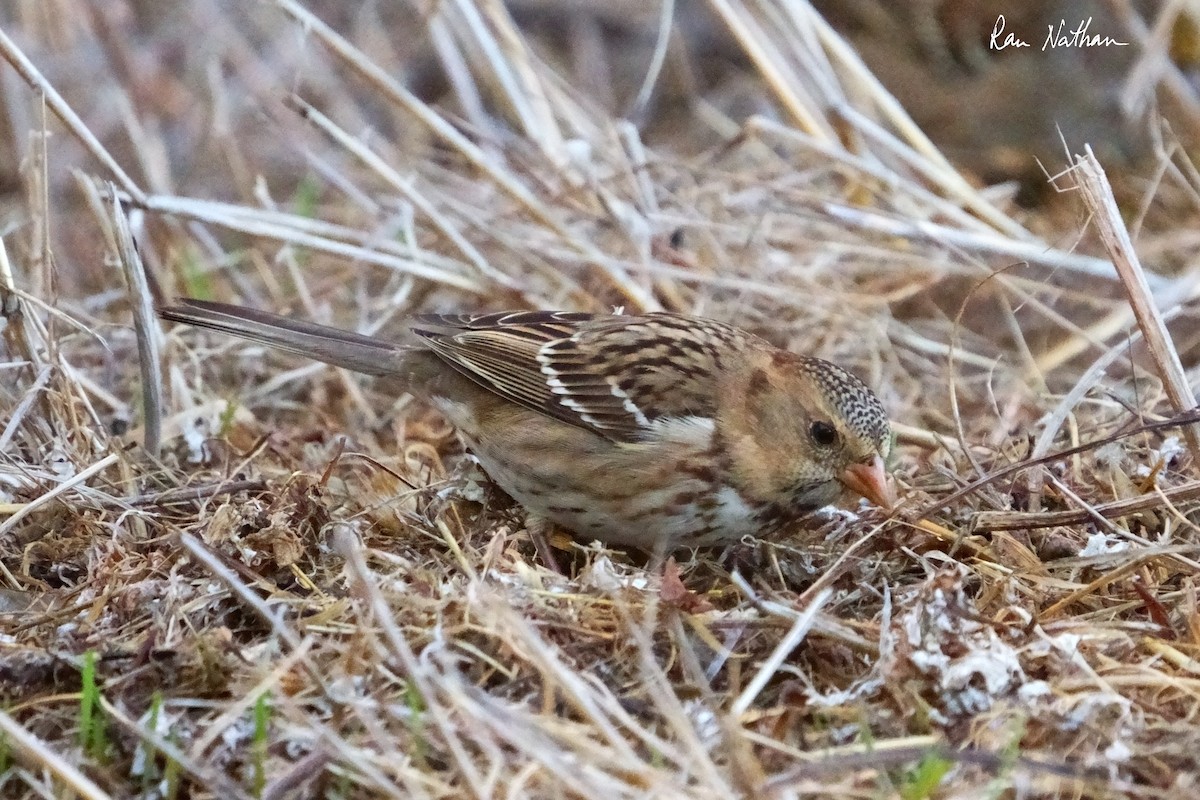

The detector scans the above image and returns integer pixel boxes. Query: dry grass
[1,1,1200,797]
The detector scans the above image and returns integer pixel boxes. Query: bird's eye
[809,421,839,447]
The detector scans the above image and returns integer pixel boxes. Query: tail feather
[158,298,406,377]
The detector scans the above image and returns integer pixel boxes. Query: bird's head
[717,351,894,513]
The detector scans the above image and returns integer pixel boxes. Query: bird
[158,299,895,552]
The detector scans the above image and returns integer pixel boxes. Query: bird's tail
[158,298,406,377]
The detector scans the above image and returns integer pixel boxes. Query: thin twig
[974,480,1200,532]
[0,709,112,800]
[917,407,1200,517]
[1073,146,1200,460]
[0,26,146,206]
[110,191,163,455]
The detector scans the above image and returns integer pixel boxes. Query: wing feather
[409,311,757,441]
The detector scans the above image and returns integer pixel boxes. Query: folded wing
[411,311,755,442]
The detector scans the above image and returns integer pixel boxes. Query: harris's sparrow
[160,300,894,551]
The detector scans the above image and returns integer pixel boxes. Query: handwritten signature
[990,15,1130,51]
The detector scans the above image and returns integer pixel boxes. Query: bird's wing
[410,311,755,442]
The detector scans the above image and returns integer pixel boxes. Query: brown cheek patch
[747,368,770,396]
[770,350,798,369]
[743,369,773,431]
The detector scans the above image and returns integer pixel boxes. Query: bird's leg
[525,513,564,574]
